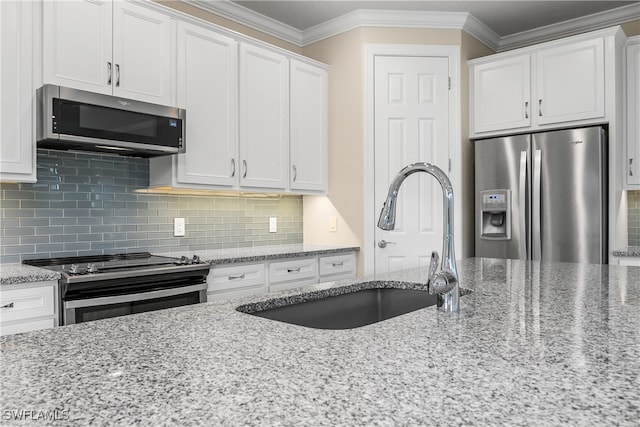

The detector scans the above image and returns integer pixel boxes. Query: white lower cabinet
[0,281,57,336]
[617,258,640,267]
[207,263,266,301]
[268,257,318,292]
[207,251,357,301]
[319,252,357,281]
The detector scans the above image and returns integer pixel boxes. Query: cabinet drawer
[0,318,55,336]
[268,257,318,284]
[0,285,55,323]
[208,263,266,292]
[319,253,356,278]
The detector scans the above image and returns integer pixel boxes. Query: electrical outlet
[269,217,277,233]
[329,215,337,232]
[174,218,186,237]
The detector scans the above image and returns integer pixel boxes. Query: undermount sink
[237,283,439,330]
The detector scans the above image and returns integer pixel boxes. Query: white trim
[363,44,461,276]
[498,4,640,52]
[182,1,638,51]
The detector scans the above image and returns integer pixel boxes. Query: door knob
[377,239,397,249]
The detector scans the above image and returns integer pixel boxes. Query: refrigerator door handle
[532,149,542,260]
[519,151,527,259]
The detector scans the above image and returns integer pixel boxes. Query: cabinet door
[626,41,640,186]
[176,22,238,186]
[239,43,289,190]
[536,38,604,125]
[112,1,174,105]
[42,0,113,94]
[472,55,531,133]
[0,0,36,182]
[290,60,328,192]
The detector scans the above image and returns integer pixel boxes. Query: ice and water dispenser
[479,189,511,240]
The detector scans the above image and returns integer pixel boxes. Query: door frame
[363,44,461,275]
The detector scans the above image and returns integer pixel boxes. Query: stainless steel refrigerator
[474,126,607,264]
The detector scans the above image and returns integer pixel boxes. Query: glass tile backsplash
[629,190,640,247]
[0,150,302,263]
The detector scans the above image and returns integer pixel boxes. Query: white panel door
[239,43,289,190]
[626,41,640,186]
[42,0,113,94]
[112,1,173,105]
[290,59,328,192]
[374,56,450,274]
[472,54,531,133]
[0,0,35,182]
[536,38,605,125]
[176,21,238,187]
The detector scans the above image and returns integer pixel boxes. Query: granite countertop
[0,264,60,286]
[613,247,640,257]
[163,243,360,265]
[0,245,359,286]
[1,258,638,426]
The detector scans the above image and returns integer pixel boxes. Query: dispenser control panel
[479,189,511,240]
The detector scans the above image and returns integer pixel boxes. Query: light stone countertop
[613,247,640,257]
[0,264,60,286]
[0,258,638,426]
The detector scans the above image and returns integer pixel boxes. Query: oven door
[64,284,207,325]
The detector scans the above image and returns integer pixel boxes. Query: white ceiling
[190,0,640,49]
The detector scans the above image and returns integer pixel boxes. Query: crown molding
[184,0,304,46]
[497,4,640,52]
[184,1,638,52]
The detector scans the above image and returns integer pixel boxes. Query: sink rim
[236,280,472,315]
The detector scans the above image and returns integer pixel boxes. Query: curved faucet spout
[377,162,460,313]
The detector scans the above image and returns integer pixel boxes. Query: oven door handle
[64,283,207,309]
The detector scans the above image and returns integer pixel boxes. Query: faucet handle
[427,250,456,295]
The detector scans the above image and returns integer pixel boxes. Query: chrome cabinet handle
[377,240,396,249]
[524,101,529,119]
[1,302,14,309]
[287,267,301,273]
[292,165,297,182]
[331,262,344,267]
[630,158,634,177]
[230,159,236,177]
[242,160,247,178]
[115,64,120,87]
[538,99,543,116]
[228,274,245,280]
[107,62,112,85]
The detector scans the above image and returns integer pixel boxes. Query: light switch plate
[174,218,186,237]
[269,217,277,233]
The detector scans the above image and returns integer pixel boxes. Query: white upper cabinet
[471,55,531,133]
[239,43,289,190]
[0,0,36,182]
[175,21,238,187]
[625,38,640,187]
[290,59,328,192]
[43,0,174,106]
[536,38,604,125]
[469,29,615,138]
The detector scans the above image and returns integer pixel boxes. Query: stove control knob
[192,255,201,264]
[69,264,81,275]
[87,263,98,274]
[179,256,190,265]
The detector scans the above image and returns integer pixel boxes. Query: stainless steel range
[23,253,209,325]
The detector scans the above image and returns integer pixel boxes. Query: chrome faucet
[377,162,460,313]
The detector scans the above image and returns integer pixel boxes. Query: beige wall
[621,19,640,37]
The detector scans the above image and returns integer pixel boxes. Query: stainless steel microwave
[36,85,185,158]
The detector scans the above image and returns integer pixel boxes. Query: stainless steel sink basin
[238,284,438,330]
